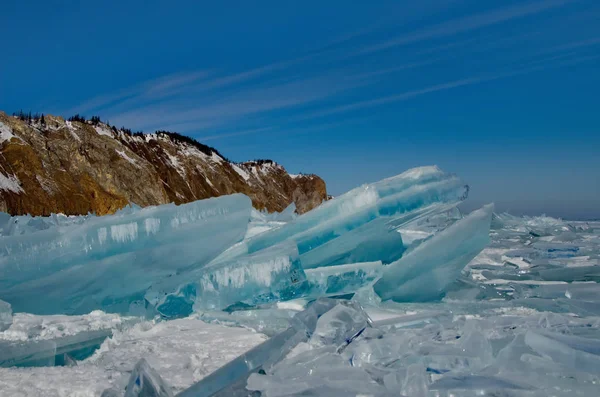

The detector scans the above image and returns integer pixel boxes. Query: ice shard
[149,242,308,316]
[305,261,384,296]
[309,300,371,349]
[374,204,493,302]
[298,218,405,269]
[0,299,11,331]
[211,166,468,264]
[0,194,252,314]
[178,298,346,397]
[124,358,174,397]
[0,329,110,367]
[524,330,600,373]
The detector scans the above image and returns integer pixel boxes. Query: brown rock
[0,112,327,216]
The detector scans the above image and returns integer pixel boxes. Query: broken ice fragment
[305,261,383,296]
[0,299,12,331]
[0,339,57,367]
[0,194,252,314]
[179,298,354,397]
[152,242,308,316]
[401,363,428,397]
[124,358,174,397]
[0,329,111,368]
[374,204,493,302]
[430,375,532,392]
[178,327,306,397]
[214,166,468,266]
[309,300,371,349]
[298,218,405,269]
[524,330,600,373]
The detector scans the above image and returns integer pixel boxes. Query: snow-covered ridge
[0,111,327,216]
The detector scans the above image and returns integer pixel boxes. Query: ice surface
[179,298,355,397]
[0,299,11,331]
[1,166,600,396]
[123,358,174,397]
[0,194,252,314]
[374,203,493,302]
[0,316,267,395]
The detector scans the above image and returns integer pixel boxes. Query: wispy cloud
[355,0,571,56]
[62,0,592,143]
[199,127,274,141]
[534,36,600,55]
[298,53,598,120]
[300,77,485,119]
[99,57,436,133]
[106,72,369,132]
[66,70,211,115]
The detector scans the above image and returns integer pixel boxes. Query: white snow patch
[0,315,266,396]
[276,299,309,311]
[94,125,113,137]
[182,146,209,160]
[231,163,251,181]
[210,151,223,163]
[0,311,133,342]
[66,121,82,142]
[0,121,16,143]
[250,166,263,183]
[166,152,187,178]
[115,149,138,166]
[0,172,24,193]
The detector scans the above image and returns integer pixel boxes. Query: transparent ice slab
[374,204,493,302]
[298,217,405,269]
[0,329,111,367]
[148,242,308,316]
[210,166,468,265]
[304,261,384,297]
[0,194,252,314]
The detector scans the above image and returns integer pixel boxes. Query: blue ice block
[150,242,308,316]
[0,194,252,314]
[374,204,493,302]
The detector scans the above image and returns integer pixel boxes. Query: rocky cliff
[0,112,327,216]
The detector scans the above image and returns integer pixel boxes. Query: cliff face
[0,112,327,216]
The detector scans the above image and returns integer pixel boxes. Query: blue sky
[1,0,598,218]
